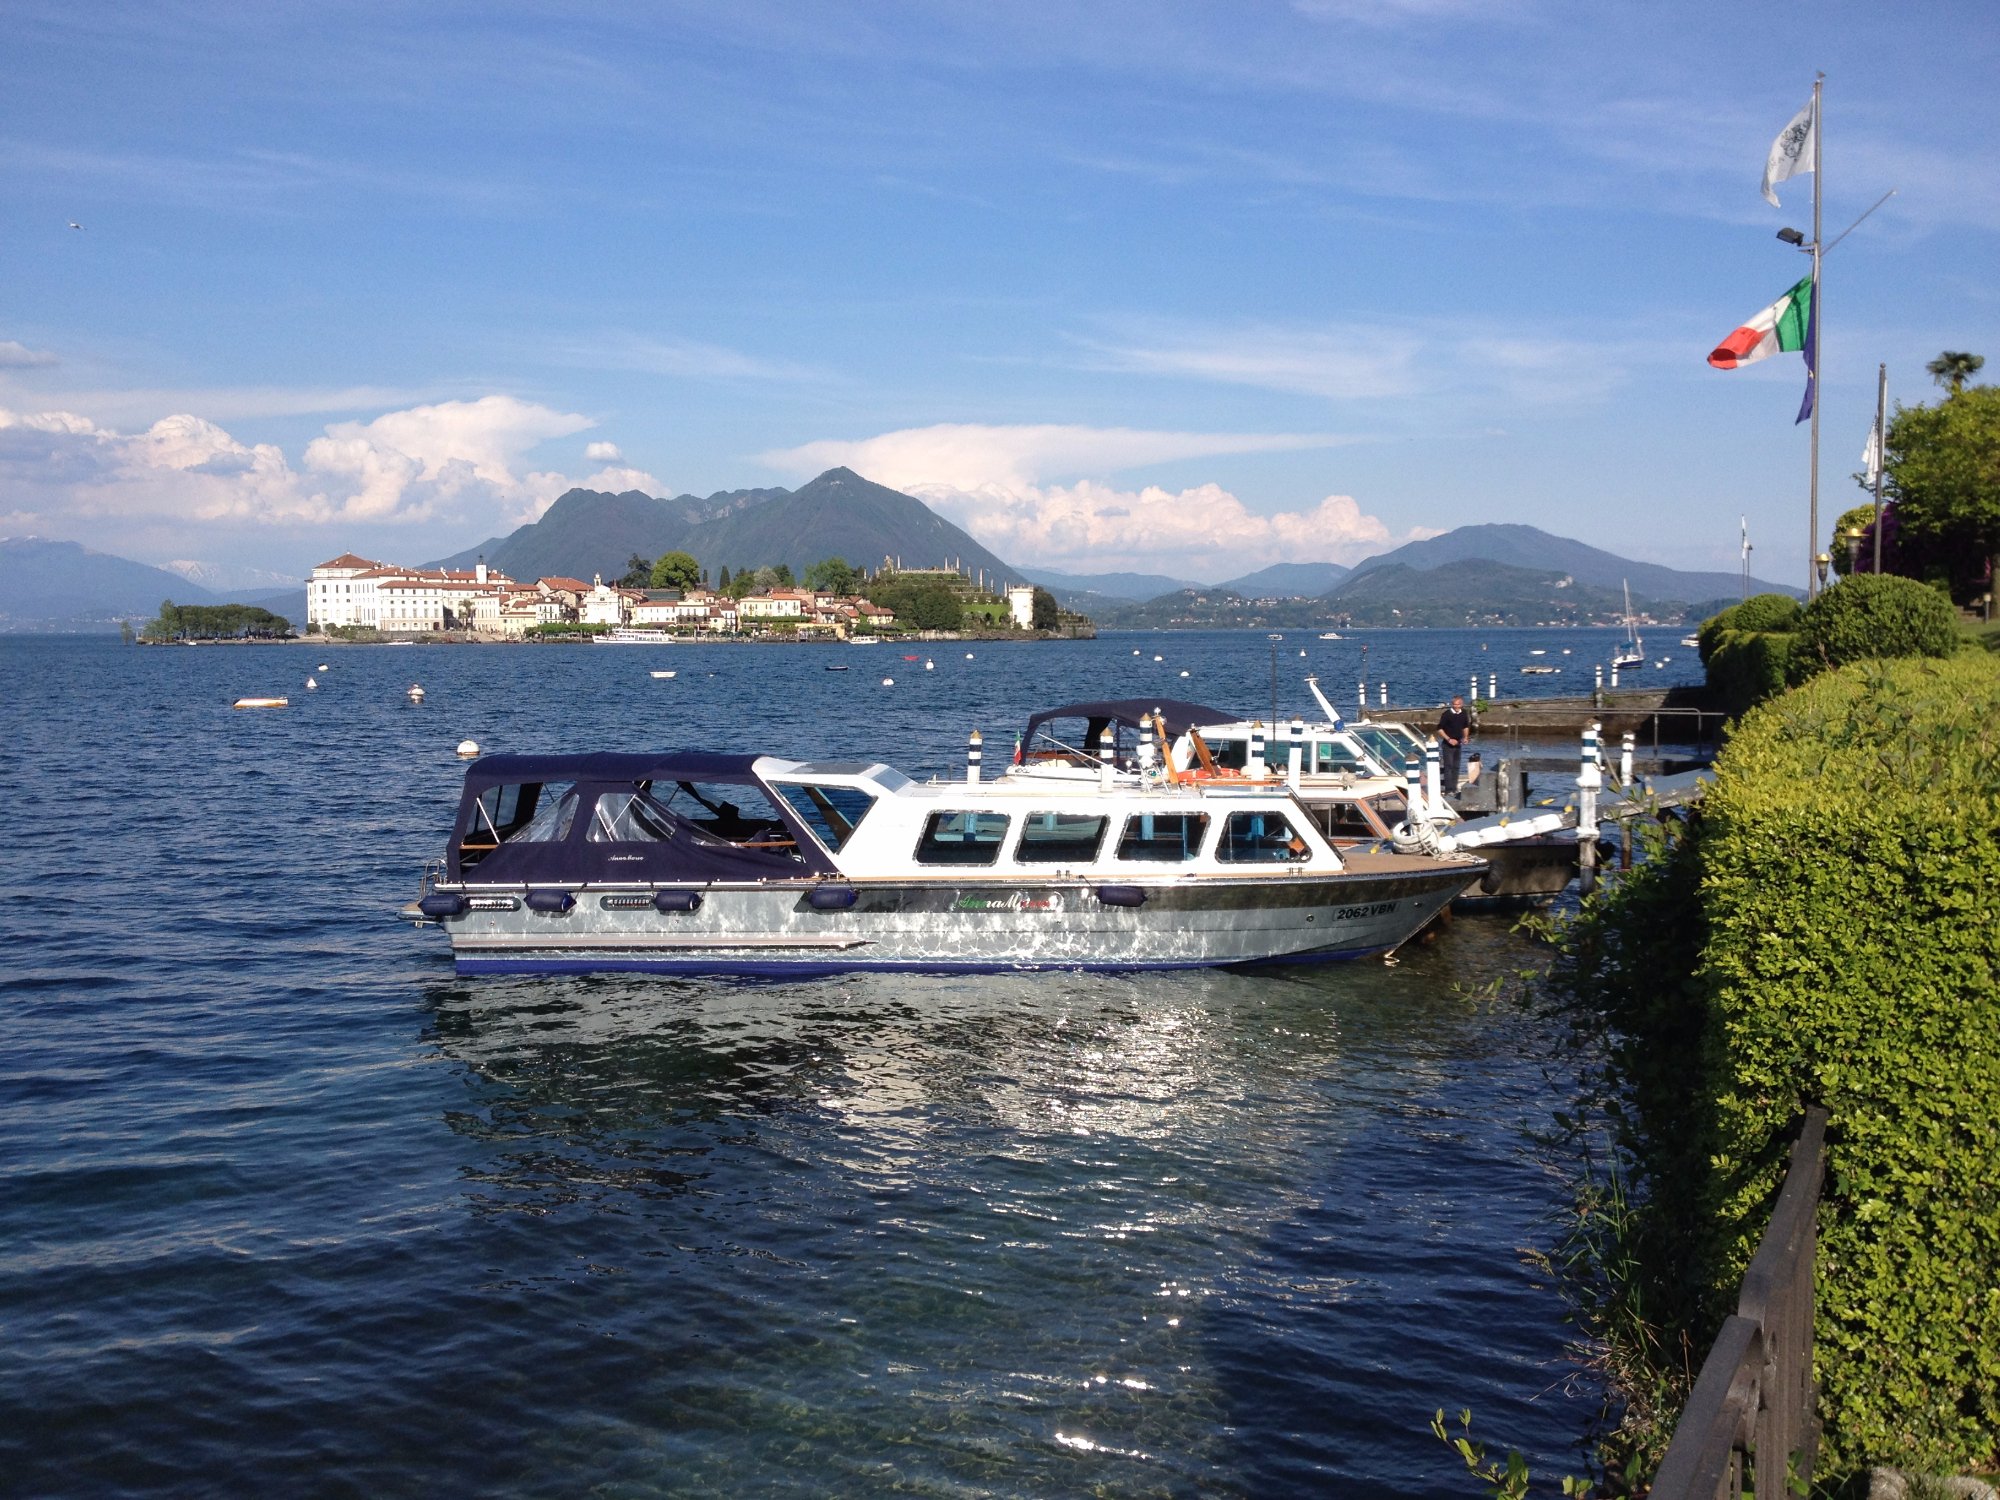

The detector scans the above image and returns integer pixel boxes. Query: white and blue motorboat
[405,749,1484,975]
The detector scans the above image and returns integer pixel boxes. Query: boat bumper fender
[653,889,703,913]
[525,887,576,914]
[1095,884,1147,908]
[808,885,859,911]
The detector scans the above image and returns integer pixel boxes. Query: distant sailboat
[1612,580,1644,669]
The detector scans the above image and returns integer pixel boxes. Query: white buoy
[1299,649,1306,657]
[317,663,329,671]
[881,676,895,686]
[456,739,480,759]
[1179,669,1191,678]
[965,652,974,659]
[1133,649,1140,655]
[407,683,425,702]
[925,658,934,670]
[306,676,317,690]
[1153,654,1163,663]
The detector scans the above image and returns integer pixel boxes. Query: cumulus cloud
[0,340,58,369]
[760,421,1334,492]
[0,393,603,533]
[760,421,1414,576]
[584,440,623,462]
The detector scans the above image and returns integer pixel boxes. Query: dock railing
[1649,1106,1830,1500]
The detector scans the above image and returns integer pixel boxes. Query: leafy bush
[1784,573,1962,685]
[1703,629,1796,718]
[1697,593,1801,665]
[1697,656,2000,1474]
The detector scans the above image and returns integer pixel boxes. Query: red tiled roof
[314,552,385,571]
[538,576,591,593]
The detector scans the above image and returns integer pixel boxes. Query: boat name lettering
[953,891,1066,913]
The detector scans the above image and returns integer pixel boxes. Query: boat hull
[415,863,1480,975]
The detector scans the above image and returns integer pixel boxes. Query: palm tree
[1926,350,1985,393]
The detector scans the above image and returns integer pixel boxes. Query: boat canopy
[447,750,835,884]
[1020,698,1235,753]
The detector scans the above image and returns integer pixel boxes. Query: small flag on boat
[1761,96,1816,207]
[1708,276,1814,370]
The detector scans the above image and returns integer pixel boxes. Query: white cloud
[0,341,58,369]
[913,478,1418,576]
[0,393,605,534]
[584,440,623,462]
[760,421,1335,491]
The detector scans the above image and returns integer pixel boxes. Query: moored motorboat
[405,749,1484,974]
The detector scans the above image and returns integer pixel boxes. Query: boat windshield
[769,782,878,854]
[1314,739,1376,775]
[586,790,677,843]
[650,780,794,848]
[515,785,580,842]
[1351,725,1420,768]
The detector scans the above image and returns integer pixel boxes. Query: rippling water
[0,630,1654,1497]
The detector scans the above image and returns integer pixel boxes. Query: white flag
[1761,97,1816,207]
[1862,419,1882,486]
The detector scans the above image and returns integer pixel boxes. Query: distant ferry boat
[595,628,676,644]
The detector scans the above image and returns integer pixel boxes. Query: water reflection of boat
[406,747,1482,975]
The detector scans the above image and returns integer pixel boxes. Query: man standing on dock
[1437,695,1472,795]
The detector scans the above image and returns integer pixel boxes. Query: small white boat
[849,635,882,646]
[407,684,426,702]
[1612,580,1645,668]
[1680,634,1700,648]
[1318,632,1342,640]
[233,696,288,709]
[1520,665,1560,675]
[651,670,677,679]
[1528,649,1546,656]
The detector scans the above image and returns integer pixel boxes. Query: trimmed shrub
[1698,593,1802,665]
[1695,655,2000,1475]
[1703,628,1796,718]
[1784,572,1962,685]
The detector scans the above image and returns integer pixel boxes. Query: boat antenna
[1270,642,1278,726]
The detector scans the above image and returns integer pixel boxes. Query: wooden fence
[1649,1106,1830,1499]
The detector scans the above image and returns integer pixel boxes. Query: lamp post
[1844,525,1865,577]
[1815,552,1831,591]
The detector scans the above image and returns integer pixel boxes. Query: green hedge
[1703,629,1796,718]
[1698,593,1802,665]
[1696,655,2000,1474]
[1784,572,1963,686]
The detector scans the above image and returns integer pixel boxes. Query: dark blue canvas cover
[447,752,836,884]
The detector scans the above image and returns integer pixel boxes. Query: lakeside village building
[305,554,898,639]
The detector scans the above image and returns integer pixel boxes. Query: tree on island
[142,599,292,641]
[805,556,859,595]
[617,553,653,588]
[1030,585,1059,631]
[649,550,700,592]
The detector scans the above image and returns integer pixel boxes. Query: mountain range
[2,470,1799,632]
[432,468,1029,589]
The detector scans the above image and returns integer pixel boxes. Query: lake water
[0,629,1677,1497]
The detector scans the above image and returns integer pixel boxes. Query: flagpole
[1807,74,1823,597]
[1872,362,1887,573]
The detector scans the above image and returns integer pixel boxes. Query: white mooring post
[1404,757,1423,825]
[1378,682,1387,707]
[1488,672,1497,699]
[1610,662,1620,689]
[1358,679,1367,711]
[1470,673,1479,702]
[966,728,982,784]
[1576,723,1602,895]
[1620,731,1635,787]
[1138,714,1156,773]
[1248,720,1266,777]
[1424,740,1442,815]
[1098,724,1116,791]
[1595,663,1604,706]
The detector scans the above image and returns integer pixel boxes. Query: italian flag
[1708,275,1814,369]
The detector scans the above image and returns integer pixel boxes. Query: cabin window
[1013,812,1107,864]
[1206,738,1249,771]
[1114,812,1210,862]
[461,782,541,867]
[1216,810,1311,863]
[914,811,1011,865]
[586,790,676,843]
[1314,740,1372,774]
[770,782,877,854]
[1352,725,1420,769]
[516,785,581,842]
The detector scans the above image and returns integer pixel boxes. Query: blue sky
[3,1,1995,589]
